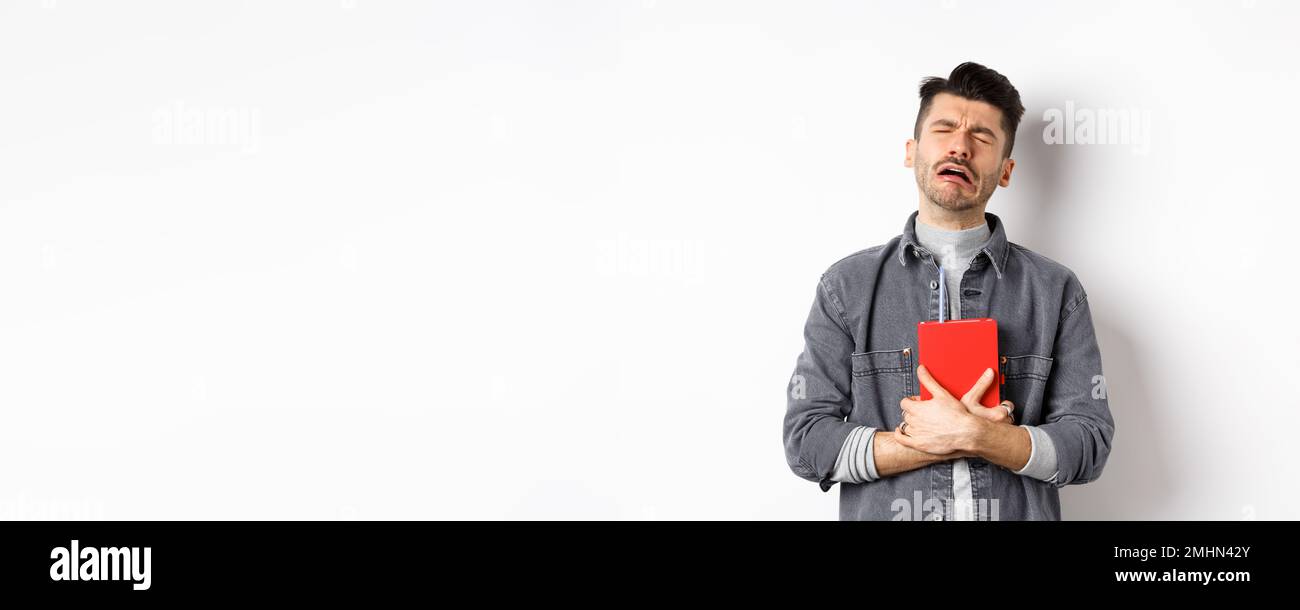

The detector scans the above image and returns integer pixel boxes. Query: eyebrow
[929,118,999,140]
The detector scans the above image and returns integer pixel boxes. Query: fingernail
[983,368,993,377]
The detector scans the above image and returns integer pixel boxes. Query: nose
[947,139,970,160]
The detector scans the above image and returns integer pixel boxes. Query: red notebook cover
[916,318,1000,408]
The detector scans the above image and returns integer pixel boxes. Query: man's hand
[893,364,1000,455]
[953,367,1016,425]
[969,399,1016,424]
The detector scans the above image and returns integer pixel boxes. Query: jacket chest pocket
[850,347,912,430]
[999,354,1054,424]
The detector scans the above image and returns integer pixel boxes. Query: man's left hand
[892,364,997,455]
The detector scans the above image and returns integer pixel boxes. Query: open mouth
[936,164,974,187]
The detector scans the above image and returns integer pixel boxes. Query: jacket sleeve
[784,273,861,492]
[1036,274,1116,488]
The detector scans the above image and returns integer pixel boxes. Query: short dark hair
[913,62,1025,158]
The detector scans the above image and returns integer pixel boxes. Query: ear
[904,139,916,168]
[998,157,1015,187]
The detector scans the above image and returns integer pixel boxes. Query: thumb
[961,367,997,406]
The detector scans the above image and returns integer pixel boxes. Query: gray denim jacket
[783,211,1114,520]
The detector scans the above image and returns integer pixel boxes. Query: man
[782,62,1114,521]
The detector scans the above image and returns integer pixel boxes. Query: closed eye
[933,127,991,144]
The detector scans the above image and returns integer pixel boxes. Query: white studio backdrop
[0,0,1295,520]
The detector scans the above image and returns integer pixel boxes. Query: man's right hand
[872,430,978,479]
[872,367,1009,478]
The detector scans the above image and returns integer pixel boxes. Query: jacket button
[929,280,938,290]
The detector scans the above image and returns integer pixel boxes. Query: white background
[0,0,1295,520]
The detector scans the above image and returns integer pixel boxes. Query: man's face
[905,92,1014,212]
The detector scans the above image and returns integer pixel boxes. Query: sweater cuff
[863,427,879,481]
[829,426,878,484]
[1014,425,1060,483]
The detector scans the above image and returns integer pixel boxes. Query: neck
[916,197,987,231]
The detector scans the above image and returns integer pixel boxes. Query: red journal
[916,317,1000,408]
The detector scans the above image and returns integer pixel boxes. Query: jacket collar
[897,209,1009,279]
